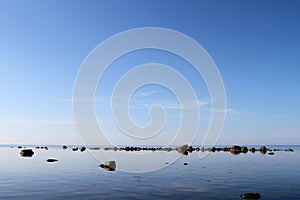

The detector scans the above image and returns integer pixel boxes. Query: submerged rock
[183,162,188,166]
[285,148,294,152]
[240,192,261,199]
[47,158,58,162]
[20,149,34,157]
[100,161,116,171]
[268,151,274,155]
[177,144,188,155]
[62,145,68,149]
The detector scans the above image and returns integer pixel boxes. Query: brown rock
[241,146,248,153]
[100,161,116,171]
[260,146,267,154]
[178,144,188,155]
[79,147,86,152]
[230,145,241,154]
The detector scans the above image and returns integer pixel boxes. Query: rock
[249,148,256,153]
[259,146,267,154]
[44,147,48,150]
[62,145,68,149]
[183,162,188,165]
[240,192,261,199]
[79,147,86,152]
[230,145,241,154]
[47,158,58,162]
[18,146,22,149]
[178,144,188,155]
[124,146,130,151]
[211,147,216,152]
[20,149,34,157]
[112,147,118,151]
[72,147,78,151]
[187,146,193,153]
[285,148,294,152]
[100,161,116,171]
[268,151,274,155]
[90,147,100,150]
[241,146,248,153]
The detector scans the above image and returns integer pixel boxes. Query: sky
[0,0,299,145]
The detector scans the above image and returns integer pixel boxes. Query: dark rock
[285,148,294,152]
[230,145,241,154]
[18,146,22,149]
[124,146,130,151]
[268,151,274,155]
[183,162,188,165]
[79,147,86,152]
[35,147,40,149]
[187,146,193,153]
[260,146,267,154]
[72,147,78,151]
[47,158,58,162]
[178,144,188,155]
[20,149,34,157]
[100,161,116,171]
[45,147,48,150]
[223,147,230,152]
[211,147,216,152]
[63,145,68,149]
[241,146,248,153]
[249,148,256,153]
[240,192,261,199]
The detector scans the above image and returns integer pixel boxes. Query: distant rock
[18,146,22,149]
[79,147,86,152]
[100,161,116,171]
[44,147,48,150]
[177,144,188,155]
[230,145,241,154]
[285,148,294,152]
[260,146,267,154]
[183,162,188,165]
[249,148,256,153]
[47,158,58,162]
[72,147,78,151]
[62,145,68,149]
[20,149,34,157]
[268,151,274,155]
[240,192,261,199]
[241,146,248,153]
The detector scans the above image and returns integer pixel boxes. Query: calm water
[0,145,299,199]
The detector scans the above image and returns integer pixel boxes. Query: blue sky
[0,0,299,145]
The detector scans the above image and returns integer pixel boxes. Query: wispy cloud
[134,90,159,97]
[57,98,106,103]
[212,108,235,113]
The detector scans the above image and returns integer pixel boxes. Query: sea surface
[0,145,299,199]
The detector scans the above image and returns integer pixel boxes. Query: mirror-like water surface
[0,145,299,199]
